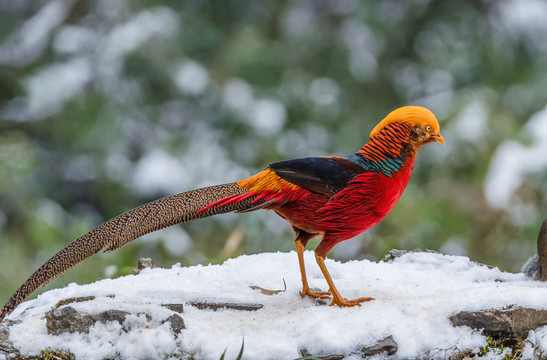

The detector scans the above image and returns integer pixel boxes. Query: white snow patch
[93,6,179,97]
[497,0,547,52]
[5,251,547,359]
[339,19,380,80]
[103,7,178,59]
[54,25,98,55]
[131,130,248,196]
[139,226,192,257]
[484,106,547,209]
[131,148,187,196]
[249,99,287,136]
[174,60,209,95]
[282,5,315,37]
[222,79,286,136]
[24,57,92,118]
[449,101,489,144]
[223,78,254,112]
[0,0,75,66]
[308,78,340,107]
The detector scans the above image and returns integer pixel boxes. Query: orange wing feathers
[236,168,302,193]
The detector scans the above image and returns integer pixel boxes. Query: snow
[5,251,547,359]
[449,100,489,144]
[221,78,287,137]
[484,105,547,210]
[130,131,249,196]
[174,60,210,96]
[0,0,75,66]
[249,99,287,136]
[308,78,340,107]
[25,57,92,118]
[338,19,380,81]
[497,0,547,52]
[223,79,254,112]
[103,7,178,60]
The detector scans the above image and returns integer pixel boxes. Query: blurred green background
[1,0,547,303]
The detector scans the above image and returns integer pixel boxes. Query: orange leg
[315,252,374,307]
[295,240,331,300]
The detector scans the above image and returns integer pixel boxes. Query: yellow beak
[431,132,445,145]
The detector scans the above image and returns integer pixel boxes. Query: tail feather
[0,182,254,322]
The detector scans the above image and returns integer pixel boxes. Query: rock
[450,306,547,338]
[46,307,97,335]
[162,303,184,313]
[299,336,398,359]
[383,249,494,269]
[164,314,185,336]
[55,296,96,308]
[0,321,19,357]
[189,301,263,311]
[55,295,115,309]
[382,248,438,262]
[94,309,132,326]
[361,336,398,356]
[131,257,156,275]
[137,257,155,270]
[46,306,130,335]
[298,349,343,359]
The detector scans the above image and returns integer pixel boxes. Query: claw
[300,288,331,300]
[330,296,374,307]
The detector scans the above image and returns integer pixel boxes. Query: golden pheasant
[0,105,444,321]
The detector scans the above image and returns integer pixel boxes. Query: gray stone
[0,321,19,358]
[383,249,494,269]
[131,258,156,275]
[162,303,184,313]
[55,296,96,308]
[382,248,438,262]
[46,307,97,335]
[137,258,155,270]
[164,314,185,336]
[189,301,263,311]
[95,310,131,325]
[361,335,398,356]
[298,349,344,359]
[298,336,398,359]
[450,306,547,338]
[46,306,130,335]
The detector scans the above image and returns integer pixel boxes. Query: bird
[0,105,444,322]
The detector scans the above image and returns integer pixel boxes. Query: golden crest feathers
[370,106,440,139]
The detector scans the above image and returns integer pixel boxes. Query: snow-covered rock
[2,251,547,360]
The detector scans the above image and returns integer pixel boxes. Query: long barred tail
[0,183,255,322]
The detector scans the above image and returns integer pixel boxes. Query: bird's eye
[425,125,432,132]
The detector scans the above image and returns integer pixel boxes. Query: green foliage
[219,339,244,360]
[478,335,524,360]
[450,335,529,360]
[15,349,75,360]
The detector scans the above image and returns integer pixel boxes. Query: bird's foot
[330,296,374,307]
[300,288,331,300]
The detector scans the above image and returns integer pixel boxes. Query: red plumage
[203,106,444,306]
[220,156,415,257]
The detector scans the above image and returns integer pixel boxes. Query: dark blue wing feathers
[269,156,368,197]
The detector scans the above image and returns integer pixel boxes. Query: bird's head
[370,106,445,147]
